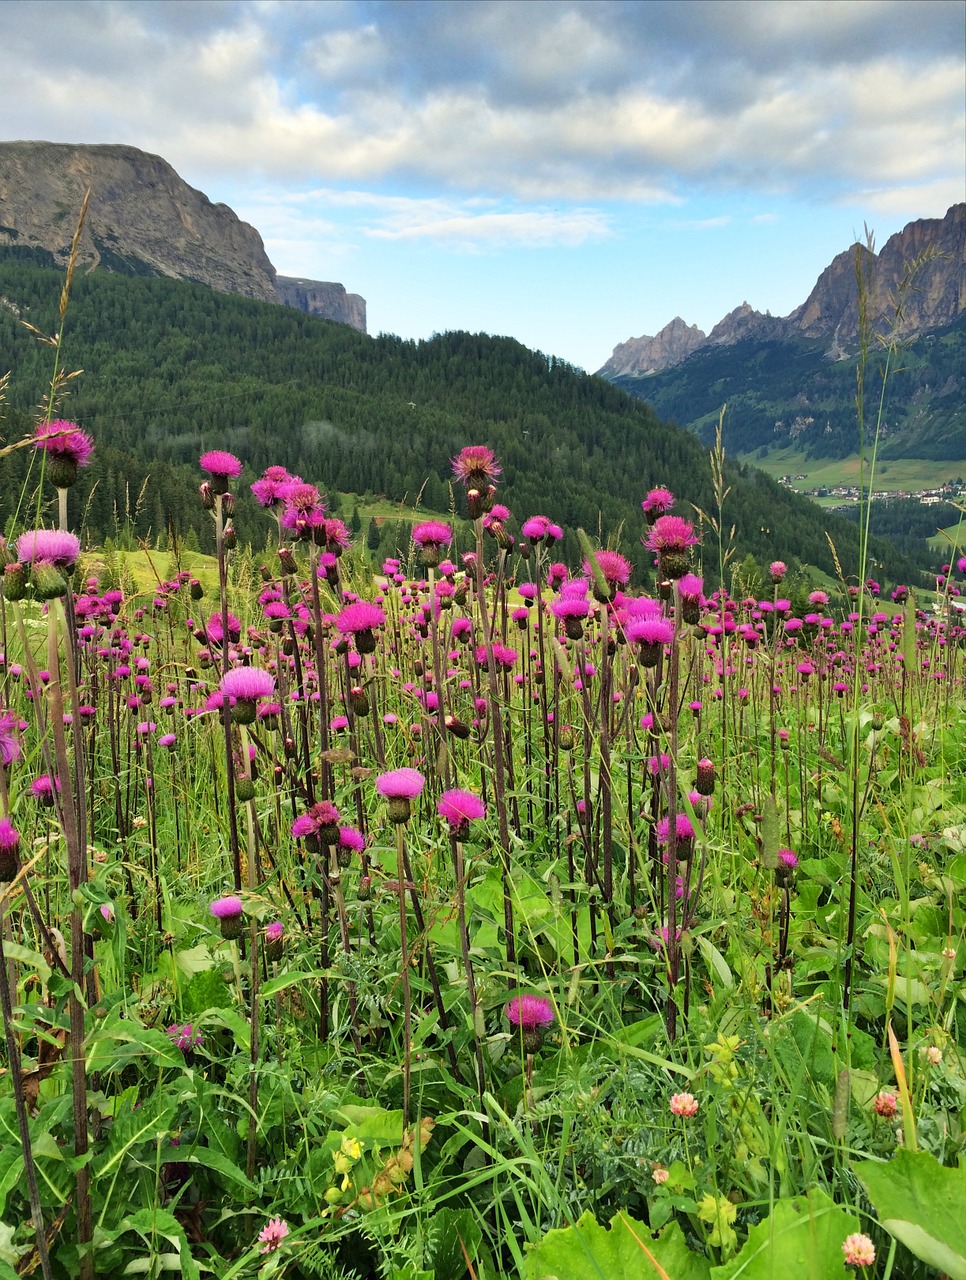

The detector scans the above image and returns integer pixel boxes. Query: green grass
[739,447,961,497]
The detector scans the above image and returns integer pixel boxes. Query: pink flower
[220,667,276,701]
[505,994,554,1028]
[199,450,242,479]
[438,789,485,834]
[34,420,94,481]
[651,1166,670,1185]
[0,711,22,766]
[16,529,81,569]
[585,549,631,588]
[452,445,501,486]
[376,768,425,800]
[336,602,386,635]
[210,895,244,920]
[841,1233,875,1267]
[669,1092,699,1118]
[642,487,675,518]
[412,520,453,549]
[873,1090,897,1118]
[258,1216,289,1253]
[645,515,698,555]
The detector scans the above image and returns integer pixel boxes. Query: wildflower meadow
[0,271,964,1280]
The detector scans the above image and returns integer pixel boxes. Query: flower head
[165,1022,204,1054]
[16,529,81,569]
[842,1233,875,1267]
[873,1090,898,1118]
[199,450,242,479]
[210,894,245,938]
[258,1217,289,1254]
[452,445,501,487]
[34,419,94,485]
[642,487,675,520]
[412,520,453,549]
[220,666,276,703]
[669,1091,699,1118]
[0,711,22,766]
[438,788,485,835]
[376,768,425,800]
[506,994,554,1028]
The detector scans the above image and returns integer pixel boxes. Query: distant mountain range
[0,140,366,331]
[598,205,965,462]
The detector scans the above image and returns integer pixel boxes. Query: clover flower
[669,1091,699,1117]
[258,1217,289,1254]
[842,1233,875,1267]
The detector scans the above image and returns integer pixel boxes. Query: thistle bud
[199,481,215,510]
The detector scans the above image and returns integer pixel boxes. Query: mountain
[0,140,365,331]
[598,205,965,460]
[0,247,926,589]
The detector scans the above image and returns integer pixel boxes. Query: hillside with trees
[0,247,927,588]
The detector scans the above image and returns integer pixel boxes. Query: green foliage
[526,1211,711,1280]
[856,1150,966,1279]
[0,246,925,585]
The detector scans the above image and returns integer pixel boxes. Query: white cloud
[0,0,962,212]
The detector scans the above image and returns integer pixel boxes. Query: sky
[2,0,964,372]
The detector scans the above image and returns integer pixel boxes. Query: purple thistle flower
[220,667,276,701]
[0,711,22,766]
[585,549,631,589]
[376,768,425,800]
[412,520,453,549]
[336,601,386,634]
[438,788,485,834]
[199,450,242,479]
[452,445,501,487]
[506,993,554,1027]
[16,529,81,569]
[210,894,244,919]
[251,466,296,507]
[165,1022,204,1053]
[34,419,94,486]
[642,487,675,519]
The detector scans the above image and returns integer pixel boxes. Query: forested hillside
[609,319,966,462]
[0,247,926,587]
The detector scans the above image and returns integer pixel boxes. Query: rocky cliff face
[788,205,965,341]
[0,141,366,331]
[598,204,964,377]
[598,316,706,377]
[276,277,366,331]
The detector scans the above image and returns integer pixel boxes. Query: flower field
[0,416,964,1280]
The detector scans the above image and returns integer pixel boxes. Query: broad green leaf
[526,1210,711,1280]
[710,1189,857,1279]
[855,1149,966,1279]
[423,1207,483,1280]
[1,943,51,984]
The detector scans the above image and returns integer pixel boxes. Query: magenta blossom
[438,788,485,834]
[642,487,675,520]
[452,445,501,487]
[376,768,425,800]
[412,520,453,550]
[16,529,81,569]
[199,450,242,479]
[34,419,94,485]
[220,667,276,701]
[0,711,22,766]
[506,994,554,1028]
[166,1023,204,1053]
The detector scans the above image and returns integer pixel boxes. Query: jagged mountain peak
[598,204,964,378]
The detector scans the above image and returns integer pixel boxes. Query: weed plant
[0,241,963,1280]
